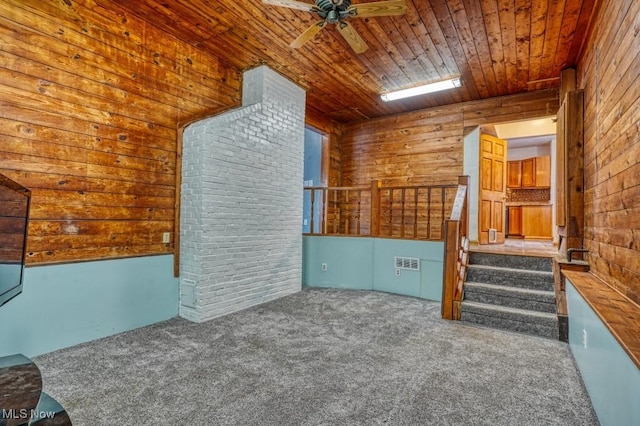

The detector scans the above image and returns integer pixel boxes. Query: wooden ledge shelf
[563,270,640,369]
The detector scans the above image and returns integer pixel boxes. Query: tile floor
[470,238,558,257]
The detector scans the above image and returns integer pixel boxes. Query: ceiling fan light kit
[262,0,407,53]
[380,77,462,102]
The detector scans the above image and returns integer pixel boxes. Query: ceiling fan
[262,0,407,54]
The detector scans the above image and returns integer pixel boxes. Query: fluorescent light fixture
[381,77,462,102]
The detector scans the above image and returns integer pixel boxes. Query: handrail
[303,180,459,241]
[441,176,470,320]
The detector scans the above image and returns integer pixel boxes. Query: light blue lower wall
[302,236,444,301]
[566,280,640,426]
[0,255,179,358]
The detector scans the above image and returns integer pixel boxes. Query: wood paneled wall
[578,0,640,304]
[341,90,559,187]
[0,0,241,264]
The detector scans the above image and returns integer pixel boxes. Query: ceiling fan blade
[262,0,316,12]
[290,21,327,49]
[336,22,368,54]
[348,0,407,18]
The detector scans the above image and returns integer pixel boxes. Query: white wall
[180,66,306,322]
[463,128,480,243]
[507,144,552,160]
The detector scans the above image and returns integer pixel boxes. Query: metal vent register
[395,256,420,271]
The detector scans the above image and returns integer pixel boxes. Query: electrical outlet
[321,263,327,271]
[395,268,401,277]
[162,232,171,243]
[582,329,588,349]
[303,219,308,226]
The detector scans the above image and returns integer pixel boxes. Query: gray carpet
[34,288,599,425]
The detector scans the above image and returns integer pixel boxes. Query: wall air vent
[395,256,420,271]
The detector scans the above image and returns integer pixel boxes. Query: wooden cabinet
[507,156,551,188]
[521,205,552,239]
[508,206,522,236]
[535,156,551,187]
[507,161,522,188]
[521,158,536,187]
[507,204,552,239]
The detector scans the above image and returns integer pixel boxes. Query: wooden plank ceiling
[101,0,596,123]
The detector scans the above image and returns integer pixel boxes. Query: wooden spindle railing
[303,180,459,241]
[426,187,432,239]
[441,176,470,320]
[309,188,316,234]
[332,189,338,234]
[371,180,381,236]
[355,190,362,235]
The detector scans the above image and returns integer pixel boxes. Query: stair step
[460,301,559,340]
[464,282,557,313]
[469,252,552,272]
[466,264,554,291]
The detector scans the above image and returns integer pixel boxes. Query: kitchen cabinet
[521,158,536,187]
[507,156,551,188]
[507,205,552,239]
[508,206,522,236]
[507,161,522,188]
[521,205,552,239]
[535,156,551,187]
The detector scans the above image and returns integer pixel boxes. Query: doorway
[464,116,557,253]
[302,127,326,233]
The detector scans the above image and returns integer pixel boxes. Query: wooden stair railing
[304,180,458,241]
[441,176,470,320]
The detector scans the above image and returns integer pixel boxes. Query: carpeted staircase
[460,252,559,340]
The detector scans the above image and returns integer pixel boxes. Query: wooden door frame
[474,117,558,246]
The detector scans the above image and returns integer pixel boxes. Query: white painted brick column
[179,66,306,322]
